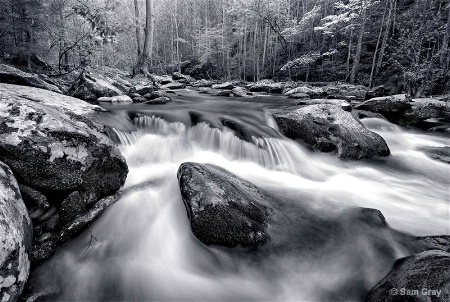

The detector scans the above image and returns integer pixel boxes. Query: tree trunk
[369,0,388,88]
[134,0,155,82]
[375,0,394,75]
[349,1,367,84]
[440,5,450,67]
[134,0,142,57]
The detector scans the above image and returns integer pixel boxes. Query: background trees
[0,0,448,95]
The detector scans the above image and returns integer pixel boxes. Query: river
[28,89,449,301]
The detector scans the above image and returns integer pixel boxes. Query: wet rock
[416,236,450,253]
[0,84,128,260]
[145,97,172,105]
[144,91,171,100]
[366,85,386,100]
[272,104,390,159]
[0,161,33,302]
[324,83,367,100]
[247,80,288,94]
[18,184,49,209]
[366,250,450,302]
[97,95,133,103]
[232,86,253,98]
[352,110,387,120]
[161,82,186,90]
[191,79,214,87]
[285,86,324,98]
[288,93,310,99]
[134,84,154,96]
[212,82,235,90]
[70,70,122,102]
[404,98,450,129]
[0,64,62,94]
[214,90,233,97]
[177,162,274,248]
[421,146,450,164]
[152,75,172,85]
[297,99,351,112]
[172,72,194,83]
[354,94,411,123]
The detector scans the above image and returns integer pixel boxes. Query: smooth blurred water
[29,91,449,301]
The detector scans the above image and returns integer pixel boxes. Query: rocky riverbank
[1,63,449,301]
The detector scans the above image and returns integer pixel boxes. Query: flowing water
[29,89,449,301]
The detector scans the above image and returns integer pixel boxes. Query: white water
[32,113,449,301]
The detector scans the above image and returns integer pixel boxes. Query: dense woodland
[0,0,449,96]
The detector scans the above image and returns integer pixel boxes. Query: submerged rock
[145,97,172,105]
[0,161,33,302]
[366,250,450,302]
[177,162,274,248]
[421,146,450,164]
[272,104,390,159]
[0,64,62,94]
[0,84,128,260]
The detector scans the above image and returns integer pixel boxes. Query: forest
[1,0,449,96]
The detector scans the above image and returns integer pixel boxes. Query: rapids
[28,89,449,301]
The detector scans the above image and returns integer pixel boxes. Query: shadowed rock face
[272,104,390,159]
[0,64,62,94]
[0,83,128,260]
[366,250,450,302]
[177,162,274,248]
[0,161,32,302]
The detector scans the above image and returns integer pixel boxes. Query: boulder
[324,83,367,100]
[272,104,390,159]
[161,82,186,90]
[144,91,171,100]
[421,146,450,164]
[366,85,386,100]
[131,95,147,103]
[285,86,324,98]
[70,70,122,102]
[191,79,214,87]
[0,161,33,302]
[287,93,310,99]
[0,64,62,94]
[133,84,154,96]
[97,95,133,103]
[404,98,450,128]
[0,84,128,260]
[152,74,172,85]
[214,90,233,97]
[297,99,352,112]
[366,250,450,302]
[247,80,289,94]
[177,162,274,248]
[145,97,172,105]
[212,82,235,90]
[232,86,253,98]
[354,94,411,123]
[172,72,194,83]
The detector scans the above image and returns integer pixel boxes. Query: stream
[29,89,449,301]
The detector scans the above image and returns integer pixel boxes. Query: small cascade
[114,115,321,175]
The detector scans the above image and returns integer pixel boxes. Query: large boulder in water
[0,84,128,260]
[70,70,122,102]
[212,82,235,90]
[177,162,274,248]
[354,94,412,123]
[404,98,450,130]
[366,250,450,302]
[272,104,390,159]
[0,64,62,94]
[0,161,33,302]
